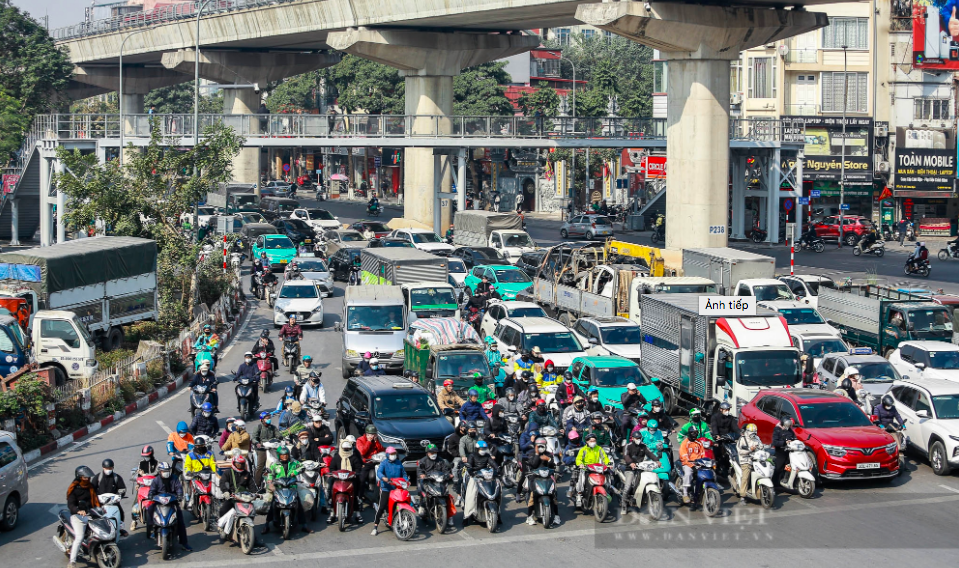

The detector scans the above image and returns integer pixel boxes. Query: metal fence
[29,113,803,144]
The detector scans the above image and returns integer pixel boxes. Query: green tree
[266,71,322,113]
[321,55,404,114]
[0,1,73,163]
[517,84,560,117]
[144,82,223,114]
[453,61,514,116]
[70,94,119,114]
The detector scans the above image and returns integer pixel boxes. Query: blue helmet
[285,386,294,396]
[468,388,479,397]
[201,402,213,413]
[476,440,488,449]
[259,411,271,420]
[587,386,599,394]
[176,421,188,434]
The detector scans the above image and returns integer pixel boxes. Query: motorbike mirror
[902,375,910,380]
[355,411,370,420]
[425,366,433,379]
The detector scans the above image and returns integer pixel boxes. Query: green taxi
[464,264,533,300]
[252,234,297,271]
[568,356,663,409]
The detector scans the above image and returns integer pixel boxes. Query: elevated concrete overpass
[41,0,847,249]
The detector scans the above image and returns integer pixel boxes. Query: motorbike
[893,222,915,243]
[367,205,381,217]
[315,186,327,202]
[186,467,217,530]
[329,469,359,532]
[384,477,417,540]
[130,472,155,531]
[749,226,767,243]
[251,273,264,299]
[650,226,665,245]
[189,384,213,418]
[621,460,665,520]
[255,351,273,393]
[779,439,817,498]
[366,451,387,496]
[53,492,123,568]
[466,467,502,533]
[797,235,826,253]
[528,466,558,528]
[270,476,300,540]
[297,460,322,521]
[672,457,722,517]
[465,305,484,331]
[938,243,959,261]
[151,492,181,560]
[577,463,612,523]
[234,373,258,421]
[418,470,454,533]
[880,422,908,476]
[218,491,257,555]
[282,339,299,375]
[494,435,520,489]
[266,281,278,308]
[853,238,885,257]
[904,257,931,277]
[539,426,564,476]
[348,265,361,286]
[192,345,216,373]
[313,239,328,259]
[726,445,775,509]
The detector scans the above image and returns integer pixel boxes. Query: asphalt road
[3,197,959,567]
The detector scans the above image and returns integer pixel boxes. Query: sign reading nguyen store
[782,116,874,182]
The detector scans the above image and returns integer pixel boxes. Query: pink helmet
[385,446,397,455]
[567,429,580,441]
[364,352,372,359]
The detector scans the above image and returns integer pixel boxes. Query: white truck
[628,276,720,323]
[638,294,803,415]
[453,210,536,264]
[335,285,407,378]
[681,248,776,295]
[0,237,159,354]
[0,310,98,384]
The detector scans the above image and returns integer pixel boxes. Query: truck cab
[335,286,407,378]
[734,279,796,302]
[32,311,98,383]
[489,230,536,264]
[400,282,461,322]
[778,275,837,309]
[0,315,29,378]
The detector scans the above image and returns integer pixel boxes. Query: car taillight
[591,223,596,228]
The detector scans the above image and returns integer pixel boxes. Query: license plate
[304,239,312,243]
[856,462,880,469]
[280,259,288,264]
[293,314,302,320]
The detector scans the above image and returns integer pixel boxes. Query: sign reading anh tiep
[895,149,956,193]
[699,296,756,317]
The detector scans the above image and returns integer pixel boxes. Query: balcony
[785,48,819,64]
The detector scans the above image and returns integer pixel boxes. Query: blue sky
[13,0,89,30]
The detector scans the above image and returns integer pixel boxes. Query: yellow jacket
[183,450,216,473]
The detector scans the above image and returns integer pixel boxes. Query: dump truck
[453,210,536,264]
[817,285,954,356]
[681,248,776,295]
[638,294,803,415]
[360,248,449,286]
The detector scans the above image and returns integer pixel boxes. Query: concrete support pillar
[225,87,261,184]
[56,160,66,244]
[457,149,467,213]
[730,154,746,239]
[9,198,19,247]
[766,150,782,244]
[576,2,826,249]
[328,28,538,229]
[122,93,144,134]
[39,156,53,247]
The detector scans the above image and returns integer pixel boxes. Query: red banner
[2,174,19,194]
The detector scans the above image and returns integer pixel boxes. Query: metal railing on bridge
[30,113,802,144]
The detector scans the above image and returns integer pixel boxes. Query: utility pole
[838,45,848,249]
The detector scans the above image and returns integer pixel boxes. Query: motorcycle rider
[357,425,386,504]
[250,330,277,373]
[771,416,798,491]
[496,387,523,416]
[292,430,322,462]
[463,440,500,526]
[470,373,495,403]
[799,224,819,248]
[513,349,535,380]
[555,372,584,409]
[947,234,959,257]
[736,423,762,504]
[679,408,713,440]
[137,445,160,477]
[645,399,676,433]
[251,257,266,296]
[517,380,541,411]
[166,421,194,474]
[528,399,558,431]
[875,394,906,430]
[327,439,364,524]
[522,438,560,527]
[194,324,220,368]
[484,337,505,395]
[572,433,611,508]
[217,456,262,545]
[438,379,465,419]
[91,459,129,537]
[585,411,613,447]
[190,361,219,413]
[66,466,101,567]
[298,370,327,408]
[370,446,407,536]
[220,420,252,454]
[146,462,191,551]
[585,387,603,413]
[182,436,216,509]
[252,412,280,487]
[303,412,334,453]
[679,427,706,505]
[838,367,862,401]
[263,446,310,534]
[294,355,318,395]
[856,226,880,253]
[190,402,219,439]
[562,395,589,433]
[619,382,647,436]
[710,402,739,439]
[275,385,303,417]
[284,260,301,281]
[235,351,261,411]
[278,315,303,370]
[540,360,560,387]
[906,241,929,272]
[367,195,380,215]
[361,357,385,376]
[622,430,660,509]
[459,389,487,426]
[416,443,454,529]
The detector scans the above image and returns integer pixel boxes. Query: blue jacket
[875,403,904,427]
[189,414,218,438]
[235,363,258,382]
[562,439,583,466]
[363,367,386,376]
[376,458,408,491]
[459,400,486,423]
[190,373,217,389]
[519,428,540,457]
[148,474,184,501]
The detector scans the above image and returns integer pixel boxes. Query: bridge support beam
[225,87,262,184]
[329,28,538,230]
[577,3,826,250]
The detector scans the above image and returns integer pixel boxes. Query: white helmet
[370,357,380,365]
[842,366,861,379]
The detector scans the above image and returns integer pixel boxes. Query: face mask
[161,471,171,479]
[299,439,308,446]
[721,410,730,415]
[427,453,437,460]
[388,454,398,462]
[508,395,515,401]
[692,416,702,423]
[371,365,378,370]
[202,411,212,418]
[478,450,488,456]
[245,358,252,364]
[522,356,530,362]
[587,441,597,448]
[201,370,209,376]
[536,446,546,453]
[265,420,272,425]
[103,469,113,476]
[575,402,584,409]
[475,379,483,385]
[468,431,477,438]
[590,396,598,402]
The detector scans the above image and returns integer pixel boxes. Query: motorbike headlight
[885,443,898,454]
[346,350,359,358]
[822,444,846,458]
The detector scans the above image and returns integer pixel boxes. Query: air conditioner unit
[875,123,889,138]
[878,160,891,174]
[730,93,743,105]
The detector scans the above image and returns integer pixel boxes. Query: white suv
[889,378,959,475]
[479,300,548,338]
[888,341,959,383]
[388,228,454,255]
[492,316,587,372]
[0,430,28,531]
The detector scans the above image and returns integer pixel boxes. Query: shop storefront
[893,127,958,236]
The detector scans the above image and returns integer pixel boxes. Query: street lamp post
[118,28,149,166]
[560,55,577,205]
[192,0,215,242]
[838,45,848,248]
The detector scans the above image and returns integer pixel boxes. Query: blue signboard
[810,190,821,198]
[783,199,794,211]
[799,197,809,205]
[840,203,850,210]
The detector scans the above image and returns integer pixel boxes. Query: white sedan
[273,280,324,327]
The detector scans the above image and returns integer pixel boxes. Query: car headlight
[312,306,323,314]
[346,350,359,358]
[735,397,748,411]
[274,305,284,313]
[822,444,847,458]
[885,443,898,454]
[393,349,404,359]
[378,434,408,451]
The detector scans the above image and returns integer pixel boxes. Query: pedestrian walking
[897,217,908,247]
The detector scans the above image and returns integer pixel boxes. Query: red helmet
[443,379,454,387]
[232,455,247,472]
[536,399,546,406]
[141,445,154,458]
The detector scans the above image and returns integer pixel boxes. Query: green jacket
[266,459,301,480]
[575,444,611,467]
[586,425,612,447]
[679,420,713,441]
[473,384,496,404]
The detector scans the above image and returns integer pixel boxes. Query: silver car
[560,214,614,240]
[0,430,28,531]
[292,256,334,297]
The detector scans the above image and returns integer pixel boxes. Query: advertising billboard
[894,127,957,195]
[912,2,959,69]
[782,116,874,182]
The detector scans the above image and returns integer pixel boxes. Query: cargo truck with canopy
[453,210,536,264]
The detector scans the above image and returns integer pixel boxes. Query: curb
[23,299,252,464]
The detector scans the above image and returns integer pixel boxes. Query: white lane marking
[161,493,959,567]
[27,305,256,472]
[270,545,284,556]
[157,421,173,434]
[939,484,959,494]
[457,529,475,541]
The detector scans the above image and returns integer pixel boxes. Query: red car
[739,390,899,481]
[812,215,875,246]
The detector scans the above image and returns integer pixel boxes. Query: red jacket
[356,435,385,461]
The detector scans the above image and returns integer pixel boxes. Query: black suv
[271,218,315,246]
[334,375,453,468]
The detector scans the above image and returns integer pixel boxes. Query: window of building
[821,72,868,113]
[914,98,952,121]
[535,58,560,78]
[582,29,596,41]
[730,60,743,94]
[653,61,667,94]
[603,30,614,43]
[748,57,777,99]
[556,28,570,46]
[822,17,868,50]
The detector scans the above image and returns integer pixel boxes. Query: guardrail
[29,114,803,143]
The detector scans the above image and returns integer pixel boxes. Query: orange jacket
[168,432,194,453]
[679,438,705,467]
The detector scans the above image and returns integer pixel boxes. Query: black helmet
[840,378,852,390]
[882,394,894,408]
[590,411,604,421]
[719,402,732,411]
[563,371,574,380]
[685,428,699,441]
[466,421,477,430]
[260,330,270,338]
[101,458,114,469]
[521,370,533,380]
[75,465,95,480]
